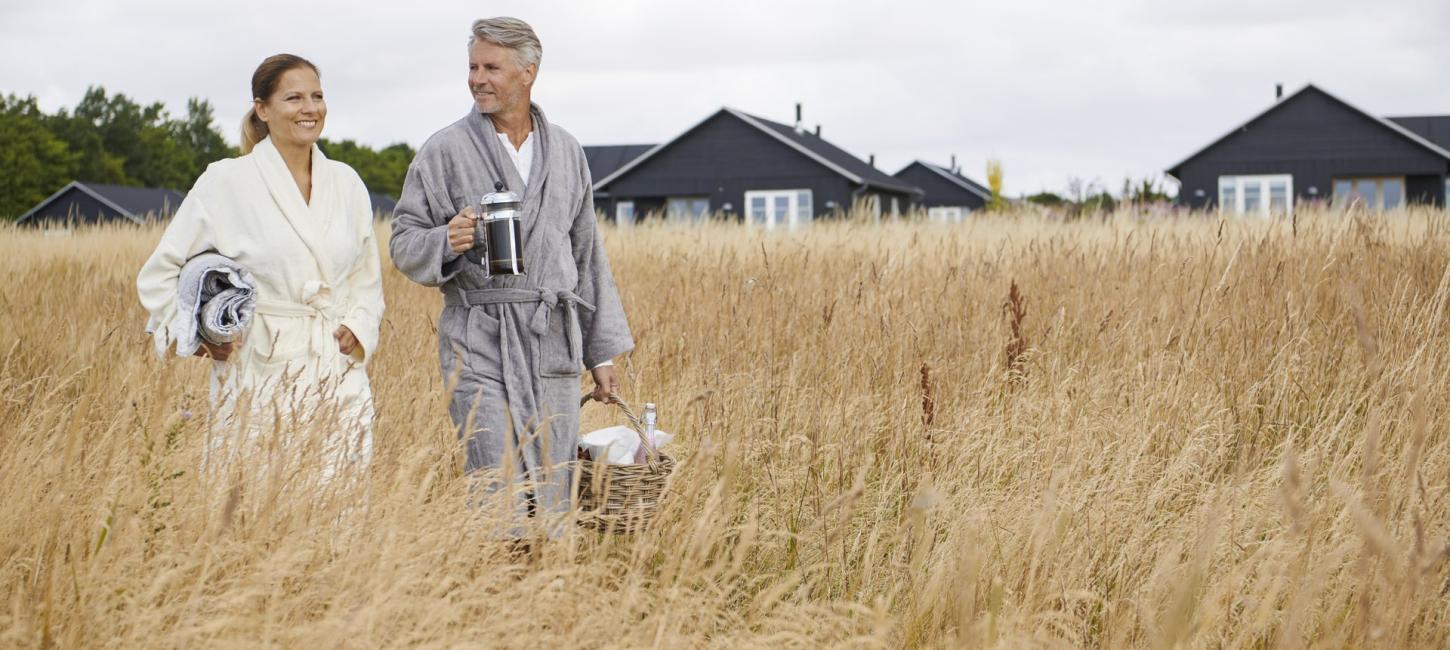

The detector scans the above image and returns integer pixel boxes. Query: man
[390,17,633,535]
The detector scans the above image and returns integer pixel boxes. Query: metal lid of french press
[481,187,522,218]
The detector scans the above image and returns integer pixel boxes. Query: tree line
[0,87,414,219]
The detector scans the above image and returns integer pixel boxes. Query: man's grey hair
[469,17,542,71]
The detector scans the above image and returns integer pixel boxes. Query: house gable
[894,162,989,208]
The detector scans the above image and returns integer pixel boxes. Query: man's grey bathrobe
[390,104,633,526]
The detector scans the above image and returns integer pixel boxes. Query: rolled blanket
[159,253,257,357]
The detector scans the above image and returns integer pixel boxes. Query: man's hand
[448,207,477,254]
[590,364,618,404]
[335,325,360,357]
[195,339,238,361]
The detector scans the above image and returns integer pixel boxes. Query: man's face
[468,40,535,115]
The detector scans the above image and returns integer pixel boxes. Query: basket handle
[580,393,662,464]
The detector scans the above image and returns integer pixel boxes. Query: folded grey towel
[166,253,257,356]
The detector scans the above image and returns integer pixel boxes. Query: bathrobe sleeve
[389,159,466,287]
[136,173,216,358]
[339,175,386,364]
[569,159,634,369]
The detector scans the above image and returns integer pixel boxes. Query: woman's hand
[589,365,618,404]
[195,340,238,361]
[335,325,360,357]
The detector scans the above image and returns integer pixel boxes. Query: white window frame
[744,189,813,231]
[927,206,967,224]
[1218,174,1293,218]
[614,201,635,228]
[665,196,710,223]
[1332,176,1406,211]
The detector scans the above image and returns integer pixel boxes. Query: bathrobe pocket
[537,302,583,378]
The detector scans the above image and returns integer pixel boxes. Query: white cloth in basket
[580,426,673,465]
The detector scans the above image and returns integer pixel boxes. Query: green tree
[0,95,80,219]
[1025,191,1066,207]
[42,88,128,185]
[318,138,414,198]
[175,97,236,182]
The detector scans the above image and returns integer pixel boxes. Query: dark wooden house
[1167,84,1450,215]
[893,160,990,222]
[15,181,185,227]
[583,144,653,220]
[591,107,920,229]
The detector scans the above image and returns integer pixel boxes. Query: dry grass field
[1,208,1448,648]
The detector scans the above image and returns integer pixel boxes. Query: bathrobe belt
[443,287,596,338]
[254,281,349,358]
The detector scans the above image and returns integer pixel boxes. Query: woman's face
[256,66,326,150]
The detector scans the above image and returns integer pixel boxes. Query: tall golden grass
[1,207,1448,648]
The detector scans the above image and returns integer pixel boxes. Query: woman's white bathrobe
[137,137,385,468]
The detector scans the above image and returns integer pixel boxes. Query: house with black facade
[1168,84,1450,216]
[16,181,184,227]
[583,144,653,217]
[893,159,990,222]
[591,106,920,229]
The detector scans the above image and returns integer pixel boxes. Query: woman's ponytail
[240,106,268,154]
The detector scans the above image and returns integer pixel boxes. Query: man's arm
[390,162,468,287]
[570,158,635,369]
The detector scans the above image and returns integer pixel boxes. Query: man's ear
[522,63,537,88]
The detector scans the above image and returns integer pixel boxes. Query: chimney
[1275,83,1283,101]
[814,124,821,137]
[950,154,957,173]
[868,153,876,167]
[794,102,802,131]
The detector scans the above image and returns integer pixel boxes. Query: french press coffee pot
[476,183,525,276]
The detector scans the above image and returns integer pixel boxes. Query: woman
[137,54,384,477]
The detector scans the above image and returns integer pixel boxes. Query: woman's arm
[136,185,217,358]
[338,177,386,363]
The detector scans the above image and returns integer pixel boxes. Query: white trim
[917,162,991,200]
[744,189,812,231]
[614,200,635,228]
[927,206,967,224]
[1168,84,1450,176]
[1217,174,1293,218]
[15,181,143,225]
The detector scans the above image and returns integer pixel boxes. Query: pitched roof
[900,161,992,200]
[368,192,397,215]
[1387,115,1450,152]
[16,181,184,225]
[594,107,919,195]
[1167,84,1450,178]
[583,144,654,184]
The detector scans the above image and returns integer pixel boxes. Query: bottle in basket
[634,402,657,464]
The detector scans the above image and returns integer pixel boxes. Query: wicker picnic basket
[576,396,676,534]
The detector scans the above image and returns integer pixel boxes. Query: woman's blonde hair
[240,54,319,154]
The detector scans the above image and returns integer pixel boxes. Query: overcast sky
[2,0,1447,196]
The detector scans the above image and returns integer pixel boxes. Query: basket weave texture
[576,397,676,534]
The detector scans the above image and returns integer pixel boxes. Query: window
[744,189,813,231]
[927,206,966,224]
[665,197,710,223]
[1217,175,1293,218]
[1332,177,1406,211]
[1219,178,1236,212]
[614,201,635,228]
